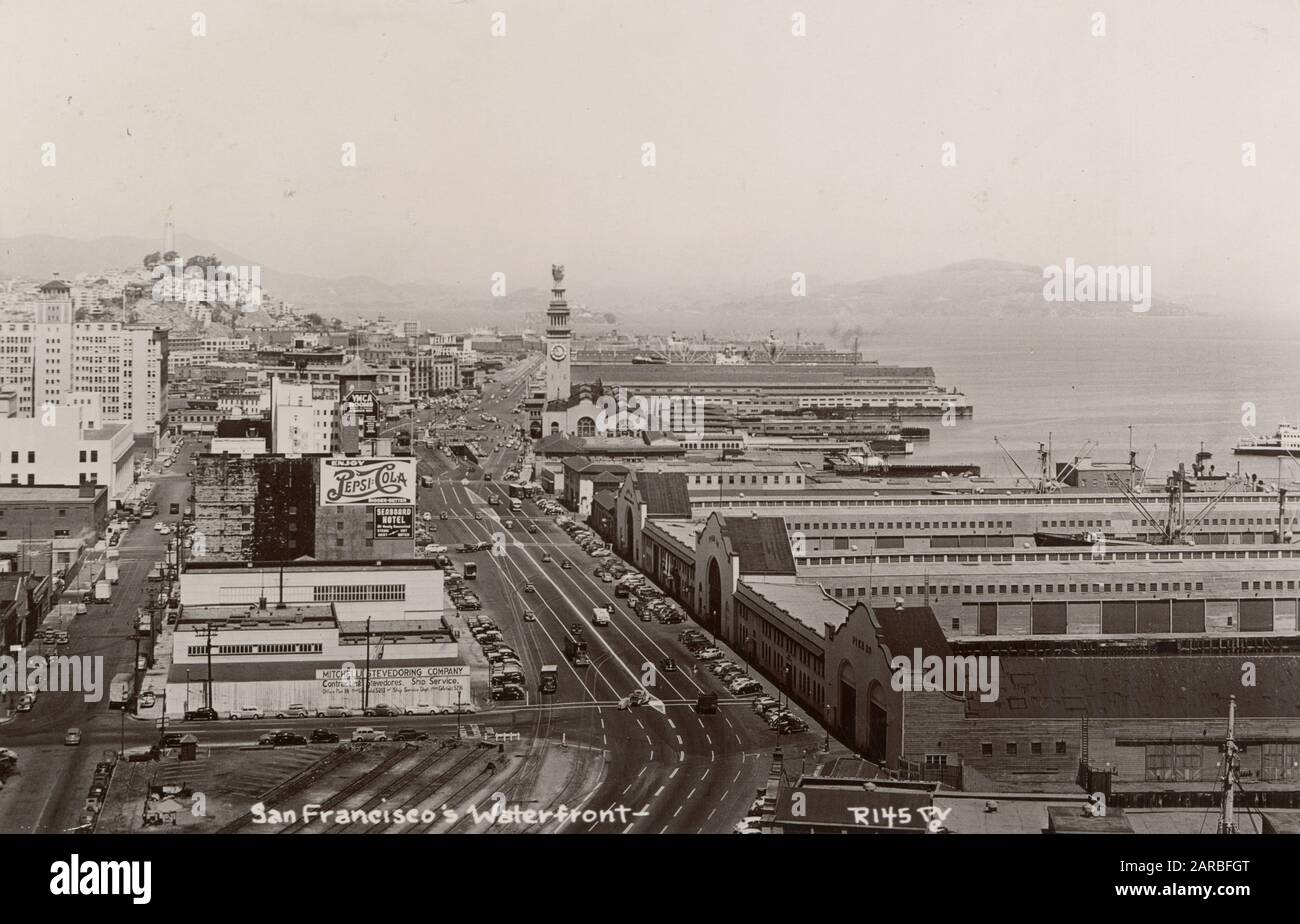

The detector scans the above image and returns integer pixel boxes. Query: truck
[463,562,478,581]
[105,561,120,584]
[591,606,611,627]
[136,609,152,635]
[108,672,134,709]
[694,692,719,715]
[539,665,558,694]
[509,498,522,513]
[564,637,590,667]
[420,475,435,488]
[94,580,111,604]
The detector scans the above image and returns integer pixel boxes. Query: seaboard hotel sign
[320,458,416,506]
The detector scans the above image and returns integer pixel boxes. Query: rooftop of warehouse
[183,558,438,573]
[176,602,336,628]
[740,579,849,635]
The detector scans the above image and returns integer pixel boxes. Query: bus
[509,498,522,513]
[463,562,478,580]
[540,665,558,694]
[108,672,135,710]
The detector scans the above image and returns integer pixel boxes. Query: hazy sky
[3,0,1299,304]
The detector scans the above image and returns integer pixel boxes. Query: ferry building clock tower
[545,263,572,403]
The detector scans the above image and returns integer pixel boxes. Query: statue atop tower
[552,264,565,284]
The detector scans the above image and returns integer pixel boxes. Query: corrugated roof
[723,516,796,575]
[965,654,1300,719]
[637,471,692,517]
[573,363,936,385]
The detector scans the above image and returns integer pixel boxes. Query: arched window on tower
[576,416,596,437]
[549,421,560,436]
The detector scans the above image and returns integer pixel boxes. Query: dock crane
[1107,463,1240,545]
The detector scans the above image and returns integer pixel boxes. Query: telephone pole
[1218,695,1239,834]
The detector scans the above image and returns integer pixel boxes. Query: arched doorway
[529,421,542,439]
[549,422,560,435]
[623,506,636,560]
[866,680,889,765]
[705,557,722,633]
[837,660,857,749]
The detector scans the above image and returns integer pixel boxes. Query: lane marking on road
[721,789,729,800]
[637,766,647,778]
[735,733,742,745]
[667,718,675,729]
[725,717,733,727]
[705,734,712,744]
[649,750,654,761]
[659,825,669,834]
[733,770,742,783]
[669,767,678,779]
[622,783,633,795]
[676,734,683,745]
[654,786,665,797]
[623,822,634,834]
[687,787,696,800]
[679,751,685,762]
[707,808,716,820]
[673,806,682,818]
[702,768,710,780]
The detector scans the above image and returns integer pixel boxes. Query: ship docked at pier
[1233,422,1300,456]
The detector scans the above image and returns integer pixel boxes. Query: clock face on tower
[549,344,568,362]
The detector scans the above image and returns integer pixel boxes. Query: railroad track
[322,740,456,834]
[276,746,411,834]
[216,746,361,834]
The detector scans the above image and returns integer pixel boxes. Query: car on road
[229,706,264,720]
[309,728,339,743]
[522,582,536,594]
[474,512,483,521]
[440,512,449,520]
[695,647,723,661]
[422,512,432,521]
[139,691,157,708]
[526,524,539,534]
[64,727,82,746]
[627,689,651,707]
[491,684,526,701]
[659,657,678,673]
[351,727,389,742]
[522,608,536,622]
[541,552,552,563]
[184,707,219,721]
[16,693,36,712]
[393,728,429,742]
[560,559,573,570]
[275,703,309,718]
[363,703,406,717]
[55,630,69,645]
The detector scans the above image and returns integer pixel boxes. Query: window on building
[981,742,993,757]
[1056,740,1067,755]
[1006,742,1017,756]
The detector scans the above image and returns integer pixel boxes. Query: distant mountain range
[0,237,1195,333]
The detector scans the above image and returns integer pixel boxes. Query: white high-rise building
[270,376,339,454]
[0,279,168,438]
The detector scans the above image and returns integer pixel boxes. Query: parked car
[184,707,219,721]
[63,727,82,746]
[275,703,309,718]
[229,706,264,720]
[696,648,723,661]
[309,728,340,743]
[363,703,406,717]
[393,728,429,742]
[351,727,389,742]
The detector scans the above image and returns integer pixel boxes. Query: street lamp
[185,668,191,715]
[823,704,832,753]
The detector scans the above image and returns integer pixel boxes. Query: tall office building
[0,279,168,438]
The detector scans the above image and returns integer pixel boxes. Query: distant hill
[0,239,1192,333]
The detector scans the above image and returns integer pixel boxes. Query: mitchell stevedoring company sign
[320,458,416,506]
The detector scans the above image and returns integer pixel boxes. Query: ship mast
[1218,694,1239,834]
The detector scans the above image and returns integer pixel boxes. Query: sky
[2,0,1299,307]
